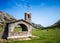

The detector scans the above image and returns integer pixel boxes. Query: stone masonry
[1,12,32,39]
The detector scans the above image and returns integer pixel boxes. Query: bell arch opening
[28,14,31,19]
[14,24,28,32]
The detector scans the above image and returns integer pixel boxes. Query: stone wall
[7,31,32,39]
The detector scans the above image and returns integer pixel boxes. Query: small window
[28,14,30,18]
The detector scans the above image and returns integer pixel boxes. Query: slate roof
[8,19,32,25]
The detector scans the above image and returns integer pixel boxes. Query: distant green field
[0,25,3,32]
[14,27,22,32]
[0,29,60,43]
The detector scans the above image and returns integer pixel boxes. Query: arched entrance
[8,23,29,37]
[14,24,28,32]
[19,24,28,31]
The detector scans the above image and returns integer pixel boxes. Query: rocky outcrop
[0,11,16,22]
[32,23,44,29]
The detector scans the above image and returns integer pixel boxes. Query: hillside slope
[32,23,44,29]
[0,11,16,22]
[46,20,60,29]
[52,20,60,28]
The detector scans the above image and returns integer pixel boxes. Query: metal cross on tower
[26,2,30,12]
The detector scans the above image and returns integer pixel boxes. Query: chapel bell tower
[25,12,31,23]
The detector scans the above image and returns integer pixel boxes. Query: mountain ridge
[0,11,16,22]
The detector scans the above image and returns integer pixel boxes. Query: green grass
[0,29,60,43]
[0,25,3,32]
[32,29,60,43]
[14,27,22,32]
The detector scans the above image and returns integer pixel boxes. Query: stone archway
[18,24,28,31]
[13,24,28,32]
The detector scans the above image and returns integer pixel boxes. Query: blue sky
[0,0,60,27]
